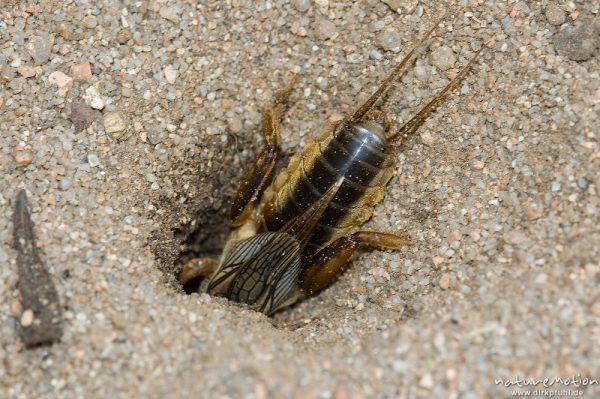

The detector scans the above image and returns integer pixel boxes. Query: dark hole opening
[172,142,295,291]
[173,199,232,294]
[182,275,203,295]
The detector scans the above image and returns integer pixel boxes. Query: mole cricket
[180,16,482,315]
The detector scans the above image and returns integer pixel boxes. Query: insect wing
[258,247,302,315]
[207,232,302,314]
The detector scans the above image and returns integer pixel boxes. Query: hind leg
[299,231,409,296]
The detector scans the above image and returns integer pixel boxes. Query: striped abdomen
[264,121,392,256]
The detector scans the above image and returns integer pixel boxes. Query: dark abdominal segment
[269,122,389,250]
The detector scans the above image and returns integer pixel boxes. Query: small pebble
[346,53,361,63]
[73,61,92,79]
[60,175,73,190]
[383,0,417,13]
[545,5,565,26]
[166,124,177,133]
[20,309,34,327]
[431,46,457,70]
[159,6,180,23]
[524,202,543,220]
[70,99,95,132]
[227,116,243,133]
[504,230,527,245]
[26,35,53,65]
[382,0,403,11]
[369,50,383,60]
[87,154,101,167]
[472,160,485,170]
[375,30,401,51]
[82,15,98,29]
[14,146,33,167]
[315,19,337,41]
[554,19,599,61]
[147,126,164,144]
[56,22,70,39]
[146,173,157,183]
[116,28,132,44]
[5,354,26,376]
[369,20,385,32]
[103,112,127,136]
[419,373,434,389]
[439,274,452,290]
[17,66,37,78]
[48,71,73,89]
[294,0,311,12]
[91,97,105,110]
[420,131,434,145]
[432,256,444,267]
[317,77,328,90]
[164,65,178,84]
[447,230,462,243]
[314,0,329,12]
[422,162,431,177]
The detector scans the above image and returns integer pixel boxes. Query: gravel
[375,29,402,51]
[102,112,127,136]
[545,4,566,26]
[554,18,600,61]
[430,45,457,71]
[314,19,337,41]
[1,1,599,398]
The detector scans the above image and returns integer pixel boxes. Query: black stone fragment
[13,190,63,348]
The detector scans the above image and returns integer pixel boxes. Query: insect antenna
[388,46,483,147]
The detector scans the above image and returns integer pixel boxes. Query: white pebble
[90,97,105,110]
[87,153,100,167]
[420,131,434,146]
[164,65,178,84]
[20,309,34,327]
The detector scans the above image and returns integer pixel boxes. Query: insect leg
[388,47,483,144]
[179,256,220,287]
[230,74,299,226]
[299,231,409,295]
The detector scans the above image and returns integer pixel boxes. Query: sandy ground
[1,0,599,398]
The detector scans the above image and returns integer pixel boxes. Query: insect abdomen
[265,121,391,251]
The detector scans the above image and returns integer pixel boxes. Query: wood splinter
[13,189,63,348]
